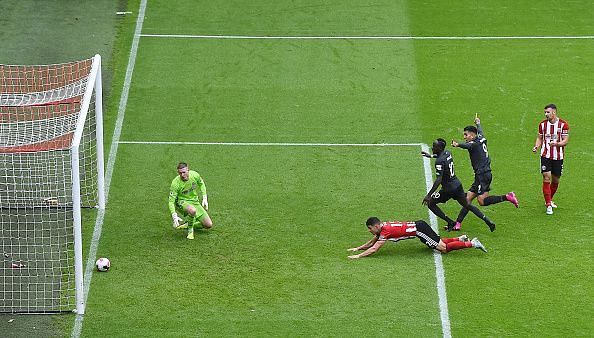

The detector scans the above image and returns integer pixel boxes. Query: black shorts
[541,157,563,177]
[431,184,465,204]
[469,171,492,195]
[415,220,440,249]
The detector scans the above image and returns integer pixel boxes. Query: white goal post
[0,55,105,314]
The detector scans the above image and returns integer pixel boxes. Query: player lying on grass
[168,162,213,240]
[347,217,487,259]
[421,138,496,232]
[449,114,519,231]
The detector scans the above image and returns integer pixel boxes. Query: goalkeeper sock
[192,216,202,228]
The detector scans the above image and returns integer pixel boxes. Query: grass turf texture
[1,0,593,336]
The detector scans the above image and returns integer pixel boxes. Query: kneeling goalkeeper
[168,162,213,239]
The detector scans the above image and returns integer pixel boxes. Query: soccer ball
[96,257,110,272]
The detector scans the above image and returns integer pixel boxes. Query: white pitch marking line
[71,0,147,337]
[117,141,423,147]
[422,143,452,338]
[140,34,594,40]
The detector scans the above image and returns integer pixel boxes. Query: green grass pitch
[2,0,593,337]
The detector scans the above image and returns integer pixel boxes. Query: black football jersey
[435,150,461,191]
[459,124,491,174]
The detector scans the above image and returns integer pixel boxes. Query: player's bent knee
[202,217,213,229]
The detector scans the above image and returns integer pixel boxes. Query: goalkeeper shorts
[177,200,208,220]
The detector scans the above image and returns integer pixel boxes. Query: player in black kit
[422,138,496,232]
[450,115,519,231]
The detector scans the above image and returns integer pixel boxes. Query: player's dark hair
[463,126,478,134]
[366,217,381,227]
[177,162,188,170]
[435,138,447,150]
[544,103,557,110]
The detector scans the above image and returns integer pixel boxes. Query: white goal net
[0,55,105,314]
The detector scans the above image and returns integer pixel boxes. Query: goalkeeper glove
[171,213,183,228]
[202,195,209,211]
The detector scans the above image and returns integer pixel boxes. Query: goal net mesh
[0,58,99,313]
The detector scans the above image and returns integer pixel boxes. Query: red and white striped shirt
[538,118,569,160]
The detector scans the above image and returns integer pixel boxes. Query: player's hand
[171,213,181,228]
[421,151,431,158]
[451,140,459,147]
[347,247,359,252]
[532,145,538,152]
[348,254,360,259]
[422,195,431,206]
[202,195,209,210]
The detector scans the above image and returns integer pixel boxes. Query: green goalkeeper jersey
[168,170,207,214]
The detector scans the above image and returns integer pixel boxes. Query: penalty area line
[140,34,594,40]
[117,141,423,147]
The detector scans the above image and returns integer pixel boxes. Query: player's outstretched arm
[347,236,379,252]
[196,175,209,210]
[348,240,386,259]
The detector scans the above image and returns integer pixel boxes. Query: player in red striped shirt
[532,104,570,215]
[347,217,486,259]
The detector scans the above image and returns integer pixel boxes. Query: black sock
[483,195,506,206]
[466,204,485,219]
[456,207,469,223]
[429,204,455,224]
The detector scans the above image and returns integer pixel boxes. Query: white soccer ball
[96,257,110,272]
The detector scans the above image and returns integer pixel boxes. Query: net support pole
[71,145,85,314]
[93,54,106,210]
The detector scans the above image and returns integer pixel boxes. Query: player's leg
[414,220,444,252]
[541,157,553,214]
[476,171,519,208]
[427,191,456,228]
[183,203,199,239]
[453,190,477,231]
[455,187,495,232]
[550,160,563,208]
[199,214,213,229]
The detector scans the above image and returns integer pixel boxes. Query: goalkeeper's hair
[366,217,381,227]
[464,126,478,134]
[177,162,188,170]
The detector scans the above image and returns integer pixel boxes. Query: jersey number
[448,162,455,178]
[482,143,489,158]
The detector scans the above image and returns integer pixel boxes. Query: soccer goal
[0,55,105,314]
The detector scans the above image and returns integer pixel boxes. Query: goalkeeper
[168,162,213,239]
